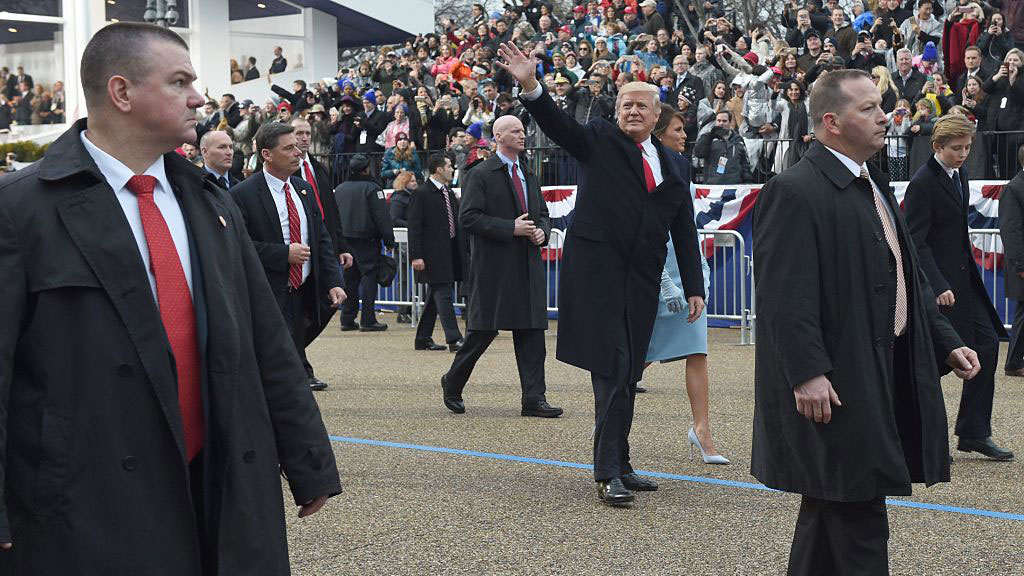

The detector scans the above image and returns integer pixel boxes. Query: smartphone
[716,44,725,54]
[957,5,970,12]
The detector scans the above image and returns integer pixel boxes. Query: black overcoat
[459,155,551,331]
[999,171,1024,301]
[230,172,343,336]
[520,90,704,382]
[407,180,465,284]
[904,158,1007,346]
[0,120,341,574]
[752,143,963,502]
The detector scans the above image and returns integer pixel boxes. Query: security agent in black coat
[334,154,395,331]
[753,72,978,575]
[498,42,705,505]
[905,139,1013,461]
[230,122,345,390]
[442,118,563,418]
[408,154,466,350]
[999,164,1024,374]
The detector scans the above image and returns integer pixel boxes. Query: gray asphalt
[282,315,1024,575]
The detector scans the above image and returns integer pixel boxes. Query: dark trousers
[1005,300,1024,371]
[445,329,547,406]
[282,285,314,377]
[340,237,381,327]
[590,323,635,482]
[788,496,890,576]
[954,294,999,439]
[416,283,463,344]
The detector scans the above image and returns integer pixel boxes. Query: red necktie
[125,175,203,461]
[302,159,325,221]
[637,142,656,192]
[284,182,303,289]
[510,162,528,213]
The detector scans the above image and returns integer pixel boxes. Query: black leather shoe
[521,401,563,418]
[359,322,388,332]
[635,385,648,393]
[415,339,446,351]
[620,473,658,491]
[957,437,1015,461]
[396,313,412,324]
[309,377,328,392]
[441,374,465,414]
[340,322,359,332]
[596,477,635,506]
[1005,367,1024,377]
[448,339,464,352]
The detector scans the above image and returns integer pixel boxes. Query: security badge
[377,190,385,199]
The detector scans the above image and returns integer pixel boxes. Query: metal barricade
[698,229,753,345]
[968,228,1012,331]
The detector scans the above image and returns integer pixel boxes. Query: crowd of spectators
[0,65,65,130]
[189,0,1024,186]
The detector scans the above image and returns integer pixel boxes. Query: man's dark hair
[293,79,307,91]
[918,0,932,7]
[496,93,514,105]
[448,127,465,140]
[80,22,189,105]
[248,56,257,65]
[427,153,451,175]
[809,68,871,128]
[222,93,236,102]
[254,121,295,155]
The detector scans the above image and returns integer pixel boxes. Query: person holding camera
[983,48,1024,177]
[693,110,752,184]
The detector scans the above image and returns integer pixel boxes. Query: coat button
[122,456,137,471]
[243,450,256,463]
[960,264,966,271]
[117,364,133,378]
[875,232,884,242]
[874,284,885,294]
[874,337,884,347]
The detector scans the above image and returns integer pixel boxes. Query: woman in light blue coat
[645,105,729,465]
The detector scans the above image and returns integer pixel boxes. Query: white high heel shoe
[689,427,730,465]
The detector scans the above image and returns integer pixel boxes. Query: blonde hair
[931,113,976,148]
[872,66,898,96]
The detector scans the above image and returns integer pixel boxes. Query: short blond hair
[931,114,976,149]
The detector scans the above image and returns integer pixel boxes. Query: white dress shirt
[825,145,898,226]
[299,154,317,187]
[263,170,311,284]
[79,130,193,303]
[520,83,665,185]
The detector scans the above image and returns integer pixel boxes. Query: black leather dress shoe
[521,401,563,418]
[597,477,635,506]
[441,374,465,414]
[339,322,359,332]
[448,339,464,352]
[359,322,388,332]
[957,437,1015,461]
[415,339,446,351]
[1005,367,1024,377]
[620,473,658,491]
[635,385,648,393]
[309,377,328,392]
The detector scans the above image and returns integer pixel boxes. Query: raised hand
[496,43,540,92]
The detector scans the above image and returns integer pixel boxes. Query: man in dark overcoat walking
[999,146,1024,375]
[0,23,340,575]
[408,154,466,351]
[497,43,706,506]
[441,115,563,418]
[904,114,1013,461]
[752,69,980,575]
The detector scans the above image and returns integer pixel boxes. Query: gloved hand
[660,268,684,314]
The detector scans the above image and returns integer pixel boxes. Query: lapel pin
[300,189,307,195]
[218,215,227,228]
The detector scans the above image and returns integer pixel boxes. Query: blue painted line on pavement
[329,435,1024,522]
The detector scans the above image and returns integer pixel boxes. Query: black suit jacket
[245,67,260,81]
[459,155,551,331]
[230,172,342,332]
[407,180,465,284]
[0,120,340,574]
[893,69,927,102]
[904,157,1007,340]
[294,155,349,256]
[520,89,704,382]
[954,68,988,95]
[670,73,706,111]
[999,171,1024,300]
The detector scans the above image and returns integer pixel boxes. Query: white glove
[660,268,684,314]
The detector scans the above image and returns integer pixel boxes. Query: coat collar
[926,155,967,210]
[805,141,890,193]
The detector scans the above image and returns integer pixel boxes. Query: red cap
[573,5,586,12]
[770,66,783,75]
[624,6,636,14]
[559,25,572,34]
[742,51,759,66]
[276,100,293,112]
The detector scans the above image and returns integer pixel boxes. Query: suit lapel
[255,173,285,245]
[56,180,189,459]
[929,157,966,213]
[616,130,648,195]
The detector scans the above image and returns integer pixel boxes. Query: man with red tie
[441,115,563,418]
[0,23,340,575]
[497,43,706,506]
[230,122,346,392]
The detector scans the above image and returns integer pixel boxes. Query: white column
[66,0,106,121]
[190,0,232,101]
[303,8,338,83]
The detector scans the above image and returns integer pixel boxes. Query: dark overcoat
[229,172,343,337]
[520,90,704,382]
[459,155,551,331]
[0,120,341,574]
[407,179,465,284]
[904,158,1007,345]
[751,142,963,502]
[998,171,1024,301]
